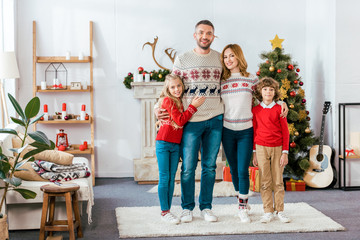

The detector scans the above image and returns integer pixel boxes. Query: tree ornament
[299,110,307,121]
[266,60,269,64]
[290,91,296,97]
[302,99,306,103]
[288,123,296,135]
[64,116,69,120]
[287,64,294,70]
[281,78,291,91]
[306,111,309,115]
[305,127,311,133]
[269,66,275,72]
[269,34,284,50]
[277,69,282,73]
[279,87,288,100]
[295,131,299,136]
[40,116,44,121]
[256,71,260,76]
[298,88,305,97]
[138,67,144,72]
[290,142,296,148]
[295,73,299,76]
[306,116,311,121]
[158,74,163,79]
[294,80,298,84]
[296,68,300,72]
[290,104,294,109]
[128,72,132,76]
[299,81,304,86]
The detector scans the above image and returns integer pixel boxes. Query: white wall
[15,0,358,181]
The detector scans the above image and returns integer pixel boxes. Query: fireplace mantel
[131,81,224,182]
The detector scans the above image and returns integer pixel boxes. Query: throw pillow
[10,159,46,181]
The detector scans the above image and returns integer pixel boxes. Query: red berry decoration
[40,116,44,121]
[256,71,260,76]
[295,73,299,76]
[290,142,296,148]
[296,68,300,72]
[302,99,306,103]
[299,81,304,86]
[290,91,296,97]
[294,80,298,84]
[138,67,144,72]
[142,72,146,76]
[128,72,131,76]
[277,69,282,73]
[79,145,86,151]
[287,64,294,70]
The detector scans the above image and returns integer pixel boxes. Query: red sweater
[252,102,289,151]
[156,97,197,144]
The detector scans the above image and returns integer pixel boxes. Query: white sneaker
[238,209,251,223]
[161,212,180,224]
[277,211,291,223]
[260,212,274,223]
[180,209,193,223]
[201,209,218,222]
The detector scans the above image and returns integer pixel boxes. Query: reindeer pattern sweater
[172,49,224,122]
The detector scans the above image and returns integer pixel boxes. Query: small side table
[39,183,83,240]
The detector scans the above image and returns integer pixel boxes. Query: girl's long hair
[157,74,185,129]
[221,44,249,80]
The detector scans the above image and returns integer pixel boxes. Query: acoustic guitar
[303,102,337,188]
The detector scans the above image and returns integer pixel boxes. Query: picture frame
[70,82,82,90]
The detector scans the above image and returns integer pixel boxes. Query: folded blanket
[31,160,91,182]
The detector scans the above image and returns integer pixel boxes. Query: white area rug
[116,202,345,238]
[147,181,243,197]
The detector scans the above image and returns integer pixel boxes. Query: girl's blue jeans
[156,140,180,211]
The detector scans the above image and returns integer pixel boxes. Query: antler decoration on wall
[142,36,177,71]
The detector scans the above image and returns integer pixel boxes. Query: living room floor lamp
[0,52,20,128]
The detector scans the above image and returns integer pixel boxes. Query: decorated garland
[123,67,170,89]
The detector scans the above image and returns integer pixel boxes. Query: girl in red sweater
[252,77,291,224]
[156,74,204,224]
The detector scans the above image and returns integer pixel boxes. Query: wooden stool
[39,183,83,240]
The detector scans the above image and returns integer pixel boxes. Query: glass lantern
[45,63,68,90]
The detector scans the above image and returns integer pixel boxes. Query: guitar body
[304,145,336,188]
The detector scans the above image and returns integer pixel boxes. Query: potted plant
[0,94,54,239]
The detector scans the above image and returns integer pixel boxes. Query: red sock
[161,210,170,216]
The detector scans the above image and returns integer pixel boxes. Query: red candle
[83,141,88,149]
[44,104,48,113]
[62,103,66,111]
[81,104,86,111]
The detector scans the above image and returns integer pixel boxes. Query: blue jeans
[156,140,180,211]
[222,127,253,195]
[180,114,223,211]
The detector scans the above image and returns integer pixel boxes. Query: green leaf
[25,97,40,119]
[30,114,44,125]
[4,176,22,187]
[29,141,51,149]
[28,131,51,146]
[0,171,6,179]
[12,188,37,199]
[0,128,18,135]
[10,117,26,126]
[9,144,29,154]
[8,93,26,120]
[23,148,47,160]
[15,160,27,170]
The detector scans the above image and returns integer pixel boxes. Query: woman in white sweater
[220,44,287,223]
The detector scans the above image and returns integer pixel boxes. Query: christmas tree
[256,35,317,179]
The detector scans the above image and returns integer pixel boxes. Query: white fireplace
[131,81,225,182]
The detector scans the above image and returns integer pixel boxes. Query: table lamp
[0,52,20,128]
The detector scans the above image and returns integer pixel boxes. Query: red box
[286,179,306,191]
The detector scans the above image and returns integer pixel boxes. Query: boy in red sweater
[252,77,291,224]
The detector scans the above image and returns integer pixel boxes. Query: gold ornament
[298,88,305,98]
[305,127,311,133]
[295,131,299,136]
[299,110,307,121]
[269,34,284,50]
[288,123,296,136]
[269,66,275,72]
[290,104,294,109]
[158,74,163,79]
[279,87,288,100]
[281,78,291,91]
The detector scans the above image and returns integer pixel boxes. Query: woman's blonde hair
[157,74,185,129]
[254,77,281,102]
[221,44,249,80]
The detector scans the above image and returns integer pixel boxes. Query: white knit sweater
[221,73,259,131]
[172,49,224,122]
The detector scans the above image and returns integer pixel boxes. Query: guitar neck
[318,114,326,154]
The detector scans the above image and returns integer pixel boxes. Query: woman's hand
[191,96,205,108]
[280,102,289,118]
[154,108,169,120]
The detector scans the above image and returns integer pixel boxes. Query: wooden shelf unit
[32,21,95,185]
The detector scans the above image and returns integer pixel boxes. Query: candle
[44,104,48,113]
[80,104,86,120]
[41,81,47,90]
[62,103,67,120]
[78,52,84,60]
[144,73,150,82]
[66,51,71,60]
[82,81,87,90]
[137,74,143,82]
[43,104,49,121]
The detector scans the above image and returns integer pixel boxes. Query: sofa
[0,124,94,230]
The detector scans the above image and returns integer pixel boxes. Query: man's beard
[197,39,212,50]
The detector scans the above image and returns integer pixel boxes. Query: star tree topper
[269,34,284,49]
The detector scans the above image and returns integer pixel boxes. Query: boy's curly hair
[254,77,281,102]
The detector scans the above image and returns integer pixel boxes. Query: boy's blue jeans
[180,114,223,211]
[156,140,180,211]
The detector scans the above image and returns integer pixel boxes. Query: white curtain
[0,0,16,127]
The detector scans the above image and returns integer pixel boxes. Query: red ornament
[142,72,146,76]
[299,81,304,86]
[287,64,294,70]
[266,60,269,64]
[128,72,131,76]
[277,69,282,73]
[290,91,296,97]
[85,115,89,120]
[64,116,69,120]
[138,67,144,72]
[40,116,44,121]
[295,73,299,76]
[302,99,306,103]
[79,145,86,151]
[256,71,260,76]
[306,111,309,115]
[296,68,300,72]
[294,80,298,84]
[306,117,311,121]
[58,145,66,151]
[290,142,296,148]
